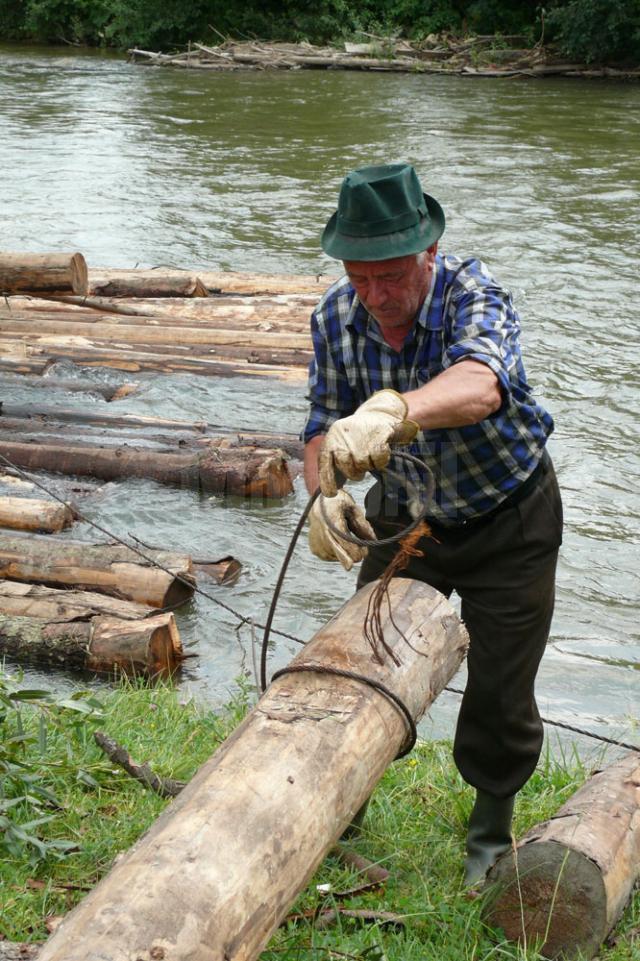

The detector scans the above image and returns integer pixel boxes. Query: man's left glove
[308,490,376,572]
[319,389,420,497]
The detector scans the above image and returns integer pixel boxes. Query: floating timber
[0,252,88,295]
[0,404,303,460]
[33,578,469,961]
[486,752,640,959]
[0,494,74,533]
[128,37,640,80]
[0,266,334,381]
[0,439,293,498]
[0,533,195,607]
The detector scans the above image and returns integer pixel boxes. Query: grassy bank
[1,673,638,959]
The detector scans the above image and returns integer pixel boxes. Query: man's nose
[366,279,387,306]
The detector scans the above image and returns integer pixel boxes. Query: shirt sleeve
[441,262,521,400]
[301,307,357,443]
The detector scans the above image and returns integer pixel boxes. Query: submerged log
[0,252,88,295]
[0,534,195,607]
[0,495,74,533]
[486,752,640,959]
[0,609,182,678]
[0,371,139,401]
[0,440,293,498]
[35,578,468,961]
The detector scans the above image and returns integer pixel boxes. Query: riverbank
[129,36,640,80]
[1,672,638,959]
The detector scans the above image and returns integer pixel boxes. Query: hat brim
[321,192,445,262]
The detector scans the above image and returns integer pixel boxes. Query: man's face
[344,245,437,329]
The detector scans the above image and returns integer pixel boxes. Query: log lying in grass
[89,269,208,298]
[486,752,640,960]
[0,534,195,607]
[0,440,293,498]
[0,252,88,295]
[35,578,469,961]
[0,609,182,678]
[0,495,74,533]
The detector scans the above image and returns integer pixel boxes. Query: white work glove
[319,389,420,497]
[308,490,376,572]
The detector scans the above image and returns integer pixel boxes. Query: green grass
[0,676,638,960]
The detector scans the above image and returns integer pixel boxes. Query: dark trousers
[357,457,563,798]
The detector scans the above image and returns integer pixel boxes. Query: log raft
[35,579,469,961]
[486,752,640,959]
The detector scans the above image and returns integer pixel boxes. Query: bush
[547,0,640,64]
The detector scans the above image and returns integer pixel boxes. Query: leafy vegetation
[1,670,638,959]
[0,0,638,65]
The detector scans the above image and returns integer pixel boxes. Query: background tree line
[0,0,638,66]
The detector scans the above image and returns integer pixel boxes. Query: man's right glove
[319,389,419,497]
[308,490,376,572]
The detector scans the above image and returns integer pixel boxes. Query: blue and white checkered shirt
[302,254,554,526]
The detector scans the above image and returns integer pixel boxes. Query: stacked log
[485,752,640,960]
[32,579,470,961]
[0,534,195,607]
[0,495,74,533]
[0,581,183,677]
[0,253,88,295]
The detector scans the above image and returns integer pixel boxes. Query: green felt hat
[321,163,445,262]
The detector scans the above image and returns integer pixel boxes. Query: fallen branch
[94,731,185,798]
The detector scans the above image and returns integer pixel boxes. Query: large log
[0,609,182,677]
[89,270,208,298]
[0,252,88,295]
[35,578,468,961]
[0,580,155,620]
[0,440,293,497]
[0,534,195,607]
[0,495,74,533]
[486,752,640,959]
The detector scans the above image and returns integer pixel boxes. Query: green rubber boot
[340,799,369,840]
[463,790,515,888]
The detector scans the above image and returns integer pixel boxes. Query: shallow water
[0,44,638,759]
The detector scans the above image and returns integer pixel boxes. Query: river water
[0,44,638,759]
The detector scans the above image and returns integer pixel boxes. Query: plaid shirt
[302,253,554,526]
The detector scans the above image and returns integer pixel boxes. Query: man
[303,163,563,887]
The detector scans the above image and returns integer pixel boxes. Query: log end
[243,449,294,499]
[88,612,184,679]
[484,840,606,959]
[70,252,89,296]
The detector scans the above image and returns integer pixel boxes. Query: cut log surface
[0,534,195,607]
[0,495,73,533]
[0,609,182,677]
[486,752,640,959]
[35,578,469,961]
[0,252,88,295]
[0,439,293,498]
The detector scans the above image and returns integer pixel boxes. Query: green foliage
[0,671,104,865]
[547,0,640,64]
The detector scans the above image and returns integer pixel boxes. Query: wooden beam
[35,578,468,961]
[486,752,640,959]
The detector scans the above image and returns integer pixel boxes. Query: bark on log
[485,752,640,959]
[0,580,155,621]
[0,440,293,498]
[89,270,208,298]
[0,534,195,607]
[35,578,469,961]
[0,495,74,533]
[0,609,182,678]
[0,253,88,295]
